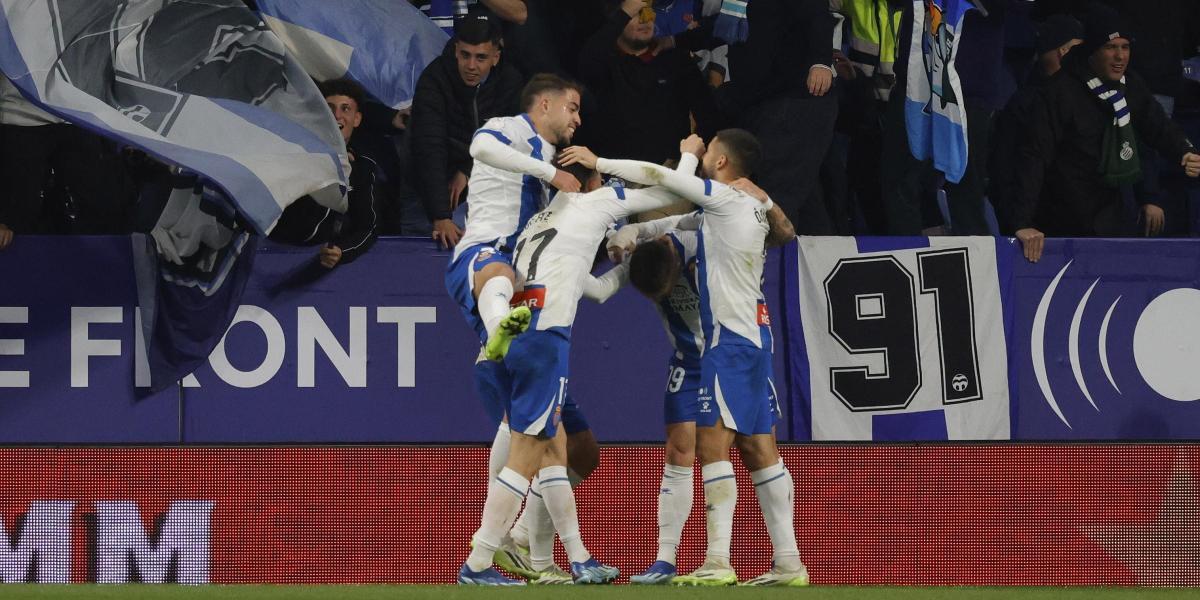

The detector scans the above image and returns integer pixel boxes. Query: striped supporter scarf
[1086,75,1142,186]
[715,0,748,44]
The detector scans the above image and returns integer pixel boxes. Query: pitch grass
[0,586,1195,600]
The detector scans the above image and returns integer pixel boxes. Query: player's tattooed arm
[730,177,793,247]
[764,202,796,248]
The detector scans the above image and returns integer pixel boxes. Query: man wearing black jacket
[714,0,837,235]
[576,0,721,166]
[992,14,1082,249]
[411,11,523,249]
[1012,8,1200,262]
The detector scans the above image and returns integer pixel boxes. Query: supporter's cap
[1035,14,1083,55]
[1078,5,1133,58]
[454,9,501,45]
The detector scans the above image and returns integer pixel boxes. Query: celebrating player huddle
[446,74,804,587]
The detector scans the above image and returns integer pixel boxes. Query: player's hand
[550,169,582,193]
[807,65,833,96]
[620,0,643,18]
[1015,228,1045,263]
[730,177,770,203]
[432,218,462,250]
[1182,152,1200,178]
[606,226,639,263]
[448,170,468,210]
[680,134,705,158]
[0,224,12,250]
[559,146,598,169]
[318,244,343,269]
[1141,203,1165,237]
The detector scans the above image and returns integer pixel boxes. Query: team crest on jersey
[475,248,497,263]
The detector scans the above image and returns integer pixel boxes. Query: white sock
[538,465,590,564]
[701,461,736,562]
[524,479,556,570]
[751,460,801,572]
[488,423,511,480]
[478,277,514,339]
[656,464,694,565]
[488,424,526,549]
[509,504,530,552]
[467,467,528,572]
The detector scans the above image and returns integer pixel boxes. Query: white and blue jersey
[503,182,682,437]
[658,230,704,424]
[596,156,779,435]
[657,230,704,364]
[453,114,557,260]
[445,114,557,342]
[596,157,772,351]
[510,185,678,335]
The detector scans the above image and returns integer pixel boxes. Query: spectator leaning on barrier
[269,79,381,269]
[575,0,722,167]
[1011,7,1200,263]
[411,9,523,250]
[992,14,1083,240]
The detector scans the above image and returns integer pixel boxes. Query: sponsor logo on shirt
[511,287,547,311]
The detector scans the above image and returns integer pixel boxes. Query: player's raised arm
[591,137,721,209]
[582,263,629,304]
[606,212,702,263]
[470,129,580,193]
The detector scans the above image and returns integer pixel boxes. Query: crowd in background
[1,0,1199,264]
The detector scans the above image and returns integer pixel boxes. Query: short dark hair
[713,128,762,178]
[455,8,503,46]
[520,73,582,112]
[317,78,366,110]
[552,153,595,190]
[629,238,679,300]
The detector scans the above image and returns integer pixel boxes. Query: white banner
[796,237,1010,440]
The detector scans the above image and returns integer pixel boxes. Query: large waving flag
[0,0,348,235]
[904,0,974,183]
[0,0,350,391]
[257,0,449,109]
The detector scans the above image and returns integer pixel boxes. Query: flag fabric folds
[257,0,449,110]
[0,0,350,391]
[904,0,974,183]
[0,0,349,235]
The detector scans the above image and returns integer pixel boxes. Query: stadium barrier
[0,445,1195,585]
[3,236,1199,443]
[2,236,1199,585]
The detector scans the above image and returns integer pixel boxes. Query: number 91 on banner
[796,238,1011,441]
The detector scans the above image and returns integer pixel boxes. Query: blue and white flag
[0,0,350,391]
[257,0,449,110]
[904,0,974,183]
[0,0,349,236]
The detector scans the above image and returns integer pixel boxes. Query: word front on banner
[0,306,437,389]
